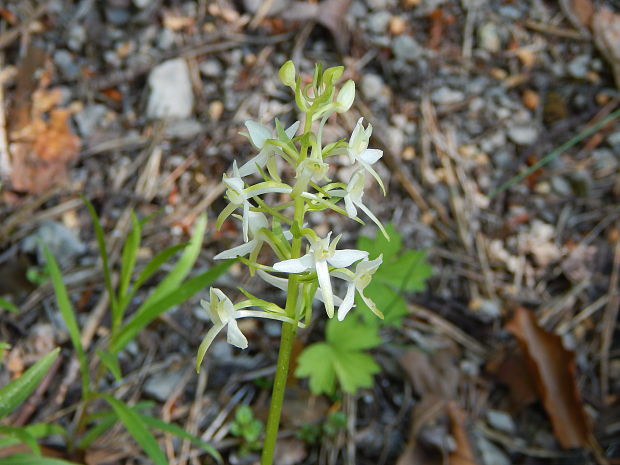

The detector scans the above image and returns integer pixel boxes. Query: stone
[146,58,194,120]
[367,11,391,34]
[507,124,538,145]
[551,175,572,196]
[54,50,79,80]
[431,87,465,105]
[478,22,501,53]
[361,73,385,100]
[392,35,422,62]
[567,55,590,79]
[144,368,184,401]
[164,119,203,139]
[75,104,108,138]
[133,0,153,7]
[486,410,516,434]
[199,59,223,77]
[21,221,86,268]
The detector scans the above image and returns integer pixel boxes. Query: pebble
[550,176,572,196]
[105,7,130,25]
[361,73,386,100]
[146,58,194,120]
[367,11,391,34]
[478,22,501,53]
[477,298,502,320]
[133,0,153,8]
[164,119,203,139]
[157,28,176,50]
[486,410,516,434]
[200,58,223,78]
[592,148,618,176]
[507,124,538,145]
[475,433,511,465]
[75,104,108,138]
[480,131,506,153]
[54,50,79,80]
[21,221,86,268]
[567,55,590,79]
[67,24,86,51]
[431,87,465,105]
[607,130,620,148]
[144,368,184,401]
[392,35,423,62]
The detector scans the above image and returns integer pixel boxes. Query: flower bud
[336,80,355,113]
[279,60,296,87]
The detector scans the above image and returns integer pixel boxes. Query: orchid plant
[197,61,388,464]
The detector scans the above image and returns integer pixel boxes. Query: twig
[0,3,48,50]
[0,54,11,178]
[601,225,620,403]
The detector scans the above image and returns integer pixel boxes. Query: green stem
[261,197,305,465]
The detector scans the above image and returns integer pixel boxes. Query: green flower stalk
[197,60,388,465]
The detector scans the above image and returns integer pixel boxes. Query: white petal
[226,320,248,349]
[359,148,383,165]
[214,240,258,260]
[337,283,356,321]
[344,195,357,217]
[223,176,244,193]
[359,291,383,319]
[242,201,250,243]
[237,150,269,177]
[315,260,334,318]
[256,269,289,291]
[245,121,271,148]
[285,121,300,138]
[328,249,369,268]
[273,254,314,273]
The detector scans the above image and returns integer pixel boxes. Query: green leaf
[0,348,59,419]
[0,454,80,465]
[332,349,380,393]
[0,425,40,455]
[358,281,409,328]
[376,250,432,292]
[110,259,234,354]
[0,297,19,313]
[76,416,117,449]
[132,243,188,292]
[296,318,381,395]
[139,214,207,310]
[43,247,89,396]
[326,315,381,351]
[118,211,141,316]
[138,413,222,463]
[82,197,118,321]
[0,423,66,452]
[96,349,122,381]
[101,395,167,465]
[357,223,401,261]
[295,344,337,395]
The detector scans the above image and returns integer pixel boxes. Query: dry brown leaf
[448,402,478,465]
[592,6,620,89]
[560,0,593,34]
[506,307,593,449]
[8,81,81,193]
[486,349,538,409]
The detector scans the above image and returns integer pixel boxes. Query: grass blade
[110,260,234,354]
[0,455,80,465]
[138,413,222,463]
[43,246,90,397]
[0,298,19,313]
[118,211,141,323]
[82,197,118,325]
[0,425,40,455]
[490,107,620,197]
[139,214,207,310]
[101,395,167,465]
[96,349,122,382]
[0,348,59,419]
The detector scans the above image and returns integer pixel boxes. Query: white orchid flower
[238,120,300,178]
[330,170,387,238]
[346,117,385,194]
[293,141,330,196]
[196,287,298,372]
[214,212,270,260]
[332,255,384,321]
[217,162,292,242]
[272,233,368,318]
[256,269,343,306]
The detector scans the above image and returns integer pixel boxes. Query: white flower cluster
[197,61,387,369]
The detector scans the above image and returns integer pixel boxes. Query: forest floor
[1,0,620,464]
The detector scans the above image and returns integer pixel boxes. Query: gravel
[146,58,194,120]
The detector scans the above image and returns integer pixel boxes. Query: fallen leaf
[486,349,538,409]
[8,50,81,193]
[592,6,620,89]
[448,402,478,465]
[506,307,593,449]
[560,0,593,34]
